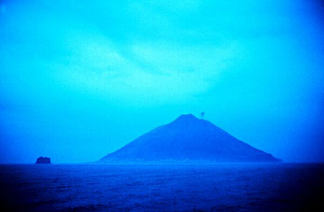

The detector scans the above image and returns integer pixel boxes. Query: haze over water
[1,0,324,163]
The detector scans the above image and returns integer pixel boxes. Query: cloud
[55,32,240,105]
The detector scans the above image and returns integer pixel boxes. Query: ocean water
[0,163,323,211]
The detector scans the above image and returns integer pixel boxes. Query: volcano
[101,114,280,163]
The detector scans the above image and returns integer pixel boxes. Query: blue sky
[1,0,324,163]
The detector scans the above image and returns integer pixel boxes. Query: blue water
[0,163,323,211]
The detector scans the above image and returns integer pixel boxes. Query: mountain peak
[174,114,199,122]
[101,114,280,163]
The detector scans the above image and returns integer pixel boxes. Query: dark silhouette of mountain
[35,156,51,164]
[101,114,280,163]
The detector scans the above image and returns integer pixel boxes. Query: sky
[0,0,324,163]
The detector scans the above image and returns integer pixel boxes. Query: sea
[0,163,323,211]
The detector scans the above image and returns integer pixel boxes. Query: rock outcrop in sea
[35,156,51,164]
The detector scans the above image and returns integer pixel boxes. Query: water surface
[0,163,323,211]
